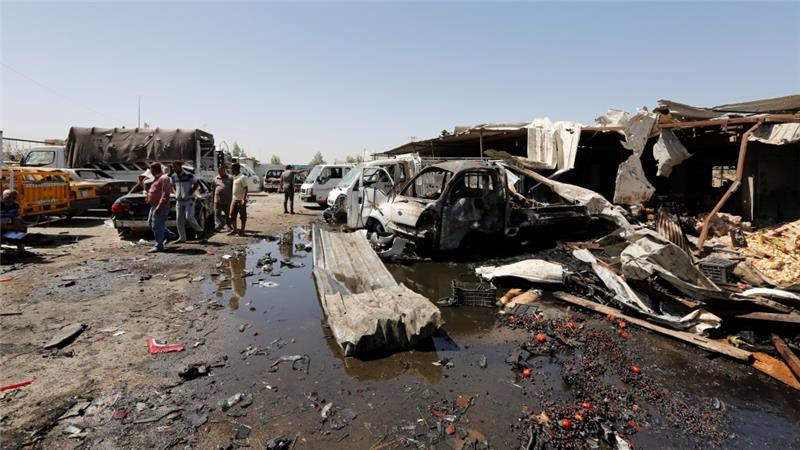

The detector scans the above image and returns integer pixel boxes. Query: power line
[1,61,109,118]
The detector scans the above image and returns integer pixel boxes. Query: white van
[325,156,433,232]
[299,164,352,206]
[238,164,262,192]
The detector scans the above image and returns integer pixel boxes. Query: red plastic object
[147,337,185,355]
[0,380,33,391]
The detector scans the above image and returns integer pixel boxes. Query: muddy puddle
[201,227,799,449]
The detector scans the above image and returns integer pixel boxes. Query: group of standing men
[145,162,296,253]
[145,162,251,253]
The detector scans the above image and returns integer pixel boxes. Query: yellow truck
[1,165,72,219]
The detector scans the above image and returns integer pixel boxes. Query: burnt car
[63,169,136,211]
[111,176,215,238]
[376,161,589,252]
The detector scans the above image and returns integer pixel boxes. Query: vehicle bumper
[113,219,177,229]
[300,194,316,202]
[71,198,101,212]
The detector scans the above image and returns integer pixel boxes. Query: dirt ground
[2,192,799,450]
[0,193,322,449]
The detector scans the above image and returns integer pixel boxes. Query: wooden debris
[771,334,800,382]
[751,352,800,390]
[552,292,752,361]
[735,312,800,324]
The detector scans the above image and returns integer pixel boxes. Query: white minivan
[299,164,352,206]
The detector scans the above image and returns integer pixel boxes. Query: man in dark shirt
[280,165,295,214]
[1,189,28,254]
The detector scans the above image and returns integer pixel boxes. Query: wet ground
[195,227,799,449]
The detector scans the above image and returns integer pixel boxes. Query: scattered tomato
[445,425,456,435]
[606,314,615,321]
[522,368,533,378]
[581,402,592,409]
[618,330,630,338]
[574,412,584,421]
[508,315,515,322]
[631,366,641,374]
[561,418,572,429]
[535,333,547,344]
[565,322,576,330]
[617,321,627,328]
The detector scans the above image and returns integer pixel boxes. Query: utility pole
[138,96,141,128]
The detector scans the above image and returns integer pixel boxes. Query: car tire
[117,227,131,237]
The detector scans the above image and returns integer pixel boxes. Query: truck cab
[299,164,352,206]
[21,146,65,168]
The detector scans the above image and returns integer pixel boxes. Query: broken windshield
[401,168,452,200]
[305,166,322,184]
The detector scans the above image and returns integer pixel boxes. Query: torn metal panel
[475,259,564,284]
[613,113,657,205]
[620,228,722,299]
[653,129,692,177]
[311,226,443,356]
[595,109,632,128]
[655,207,692,256]
[613,156,656,205]
[749,122,800,145]
[525,118,583,171]
[572,249,721,335]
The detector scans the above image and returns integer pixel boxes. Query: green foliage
[345,154,364,164]
[270,155,282,165]
[309,151,326,166]
[232,142,242,157]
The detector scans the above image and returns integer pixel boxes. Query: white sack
[476,259,564,284]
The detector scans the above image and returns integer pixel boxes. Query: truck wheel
[367,219,388,236]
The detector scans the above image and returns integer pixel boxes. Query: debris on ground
[43,323,86,349]
[147,337,186,355]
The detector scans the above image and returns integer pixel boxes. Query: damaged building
[380,95,800,240]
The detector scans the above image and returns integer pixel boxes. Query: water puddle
[201,227,799,448]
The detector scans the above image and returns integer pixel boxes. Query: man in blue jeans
[171,161,203,242]
[146,163,177,252]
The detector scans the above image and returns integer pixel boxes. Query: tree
[232,142,242,158]
[270,155,282,165]
[309,151,326,165]
[345,154,364,164]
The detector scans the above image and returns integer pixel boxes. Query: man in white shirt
[229,163,248,236]
[170,161,203,242]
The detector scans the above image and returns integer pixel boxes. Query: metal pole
[697,122,762,249]
[138,96,141,128]
[479,130,484,159]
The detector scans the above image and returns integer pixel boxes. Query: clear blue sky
[2,1,799,163]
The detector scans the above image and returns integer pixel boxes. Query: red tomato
[508,315,515,322]
[582,402,592,409]
[566,322,576,330]
[535,334,547,344]
[561,418,572,429]
[522,368,533,378]
[631,366,641,374]
[606,314,615,321]
[617,321,627,328]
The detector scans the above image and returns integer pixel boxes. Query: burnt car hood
[388,197,434,227]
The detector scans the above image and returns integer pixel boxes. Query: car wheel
[117,227,131,237]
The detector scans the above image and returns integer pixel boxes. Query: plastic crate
[698,257,737,284]
[451,280,497,308]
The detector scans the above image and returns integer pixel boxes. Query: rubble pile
[742,220,800,286]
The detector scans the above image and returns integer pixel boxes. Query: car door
[351,167,394,228]
[439,170,505,250]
